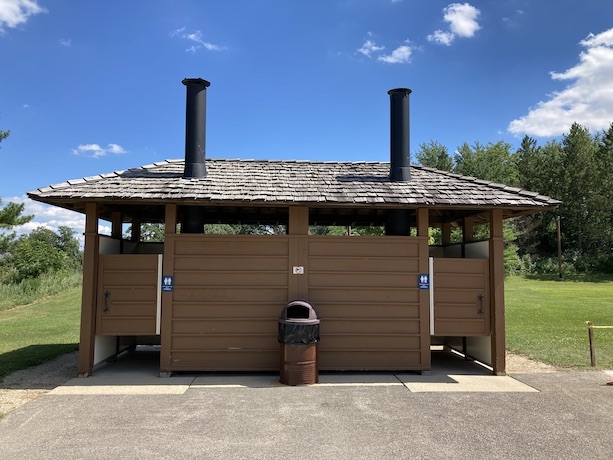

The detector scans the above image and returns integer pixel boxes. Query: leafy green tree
[454,141,519,186]
[3,226,83,282]
[415,140,453,171]
[205,224,286,235]
[12,239,69,280]
[0,199,33,229]
[0,128,9,146]
[0,199,33,256]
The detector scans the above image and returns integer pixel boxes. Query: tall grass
[0,270,82,312]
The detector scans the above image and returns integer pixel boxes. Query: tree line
[416,122,613,274]
[0,200,83,284]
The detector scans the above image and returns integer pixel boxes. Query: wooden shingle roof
[28,158,560,214]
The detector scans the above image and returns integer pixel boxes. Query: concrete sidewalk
[48,348,538,395]
[1,350,612,459]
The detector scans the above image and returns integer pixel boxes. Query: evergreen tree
[415,140,453,171]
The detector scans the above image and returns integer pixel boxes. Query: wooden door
[432,258,490,336]
[96,254,161,335]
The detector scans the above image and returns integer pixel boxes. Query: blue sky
[1,0,613,237]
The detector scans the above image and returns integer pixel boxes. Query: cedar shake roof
[28,158,560,217]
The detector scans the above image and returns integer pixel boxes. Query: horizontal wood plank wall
[170,235,290,371]
[307,236,424,370]
[433,258,490,336]
[96,254,159,335]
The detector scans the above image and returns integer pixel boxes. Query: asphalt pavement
[1,349,612,459]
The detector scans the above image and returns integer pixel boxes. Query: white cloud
[59,38,71,47]
[444,3,480,38]
[378,45,412,64]
[72,143,127,158]
[22,103,29,108]
[171,27,224,53]
[106,143,126,154]
[427,30,455,46]
[356,39,384,57]
[428,2,480,45]
[0,0,46,33]
[508,28,613,137]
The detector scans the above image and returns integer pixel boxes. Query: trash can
[278,300,320,385]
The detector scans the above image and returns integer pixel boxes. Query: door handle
[477,293,484,316]
[103,290,111,314]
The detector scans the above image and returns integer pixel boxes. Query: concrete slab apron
[49,372,537,395]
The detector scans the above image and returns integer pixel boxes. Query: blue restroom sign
[162,276,174,292]
[418,274,430,290]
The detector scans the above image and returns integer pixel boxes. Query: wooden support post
[417,208,431,372]
[463,217,474,243]
[462,217,474,258]
[587,321,596,367]
[159,204,177,376]
[441,222,451,246]
[131,218,142,242]
[110,212,122,239]
[77,203,100,376]
[288,207,309,300]
[489,209,506,375]
[288,207,309,235]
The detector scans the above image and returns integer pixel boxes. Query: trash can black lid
[279,300,320,325]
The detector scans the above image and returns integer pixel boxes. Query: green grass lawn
[506,275,613,369]
[0,287,81,379]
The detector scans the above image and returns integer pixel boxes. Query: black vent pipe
[182,78,211,179]
[388,88,412,182]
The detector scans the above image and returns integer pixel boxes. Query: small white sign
[293,266,305,275]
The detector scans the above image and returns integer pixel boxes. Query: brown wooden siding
[307,237,426,370]
[165,234,429,372]
[96,254,160,335]
[169,235,290,371]
[433,258,490,336]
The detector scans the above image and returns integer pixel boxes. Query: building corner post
[489,209,506,375]
[77,202,100,376]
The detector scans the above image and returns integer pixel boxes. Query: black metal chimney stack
[182,78,211,179]
[388,88,412,182]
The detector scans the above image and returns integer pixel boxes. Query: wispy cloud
[502,9,526,28]
[22,103,29,109]
[508,28,613,137]
[427,30,454,46]
[356,39,384,57]
[59,38,71,47]
[72,143,127,159]
[0,0,46,34]
[428,3,481,46]
[355,33,412,64]
[378,45,412,64]
[171,27,224,53]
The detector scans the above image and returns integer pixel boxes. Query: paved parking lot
[1,350,612,459]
